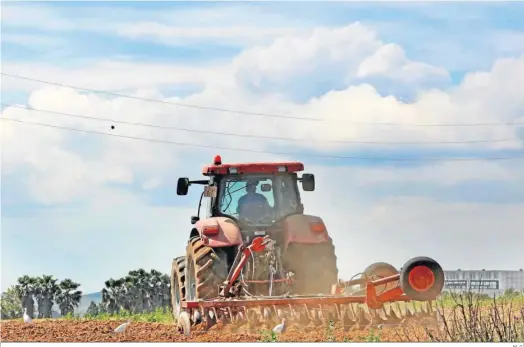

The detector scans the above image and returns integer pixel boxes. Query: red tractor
[171,155,444,335]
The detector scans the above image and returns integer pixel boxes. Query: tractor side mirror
[301,173,315,191]
[177,178,190,195]
[191,216,200,224]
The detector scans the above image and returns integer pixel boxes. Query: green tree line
[1,275,82,319]
[1,268,171,320]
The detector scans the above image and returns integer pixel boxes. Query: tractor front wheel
[170,256,186,320]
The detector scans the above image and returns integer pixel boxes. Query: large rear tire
[170,256,186,320]
[185,237,229,300]
[285,239,338,295]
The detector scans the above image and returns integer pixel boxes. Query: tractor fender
[282,214,331,248]
[193,217,243,248]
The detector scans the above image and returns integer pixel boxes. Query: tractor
[170,155,445,335]
[171,155,338,316]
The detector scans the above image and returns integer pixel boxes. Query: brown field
[1,319,430,342]
[3,295,523,342]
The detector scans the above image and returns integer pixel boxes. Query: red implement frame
[183,236,412,311]
[219,236,275,297]
[182,272,409,310]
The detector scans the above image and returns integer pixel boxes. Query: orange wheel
[400,257,444,301]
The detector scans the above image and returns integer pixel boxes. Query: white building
[443,269,524,296]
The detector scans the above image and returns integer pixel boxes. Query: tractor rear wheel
[170,256,186,320]
[185,237,229,301]
[285,239,338,295]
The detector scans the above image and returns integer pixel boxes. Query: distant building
[443,269,524,295]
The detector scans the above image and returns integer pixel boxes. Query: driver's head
[245,180,257,193]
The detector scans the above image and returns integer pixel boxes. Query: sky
[1,1,524,294]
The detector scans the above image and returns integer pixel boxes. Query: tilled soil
[1,319,430,342]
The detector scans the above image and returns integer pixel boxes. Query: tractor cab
[176,155,315,227]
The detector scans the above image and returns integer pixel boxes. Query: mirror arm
[190,180,209,185]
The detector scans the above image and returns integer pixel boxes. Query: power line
[3,72,524,127]
[3,102,523,146]
[2,117,523,161]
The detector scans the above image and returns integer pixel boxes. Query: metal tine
[309,307,322,326]
[397,301,407,316]
[246,307,259,326]
[345,304,356,322]
[407,301,417,315]
[390,302,401,319]
[404,302,414,317]
[356,307,371,327]
[428,300,435,314]
[421,301,428,314]
[262,307,273,323]
[383,302,391,317]
[235,311,248,327]
[289,304,304,325]
[361,303,371,316]
[302,304,312,325]
[377,307,388,321]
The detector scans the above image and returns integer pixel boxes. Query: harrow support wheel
[400,256,444,301]
[360,262,399,293]
[170,256,186,320]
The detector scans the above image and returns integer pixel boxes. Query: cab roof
[202,155,304,176]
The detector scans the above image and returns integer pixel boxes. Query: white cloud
[302,195,524,280]
[230,23,450,87]
[335,161,518,186]
[356,43,449,83]
[2,27,524,204]
[2,20,524,291]
[2,61,217,93]
[116,23,303,46]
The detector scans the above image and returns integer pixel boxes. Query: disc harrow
[175,237,445,336]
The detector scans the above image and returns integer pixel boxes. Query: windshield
[218,174,300,226]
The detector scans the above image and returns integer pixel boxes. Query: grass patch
[66,308,173,323]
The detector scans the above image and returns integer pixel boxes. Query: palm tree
[160,273,172,312]
[86,301,99,316]
[148,269,164,310]
[101,269,173,315]
[146,269,170,311]
[126,269,151,313]
[15,275,37,318]
[54,279,83,316]
[101,278,126,314]
[35,275,60,318]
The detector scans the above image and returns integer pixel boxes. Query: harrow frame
[176,236,445,336]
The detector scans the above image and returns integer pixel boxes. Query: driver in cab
[237,180,271,222]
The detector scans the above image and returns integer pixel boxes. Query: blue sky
[1,1,524,294]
